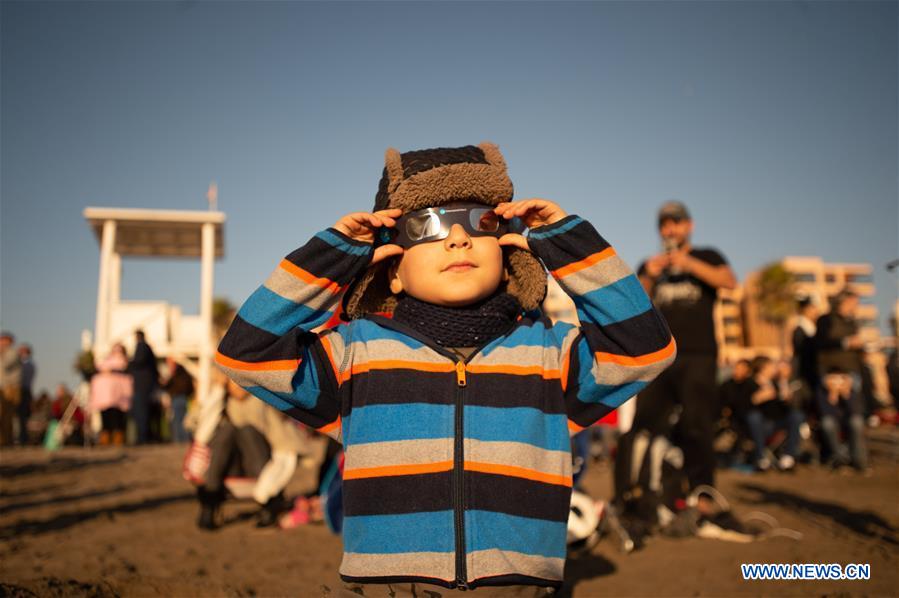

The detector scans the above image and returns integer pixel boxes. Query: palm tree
[754,262,797,355]
[212,297,237,336]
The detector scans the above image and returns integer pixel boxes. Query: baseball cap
[657,200,691,225]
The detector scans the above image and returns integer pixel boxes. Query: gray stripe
[265,266,339,312]
[319,328,347,376]
[587,352,675,387]
[474,325,579,372]
[217,364,295,394]
[474,344,562,373]
[555,255,632,297]
[467,549,564,582]
[345,438,452,470]
[464,439,572,479]
[346,338,448,366]
[340,552,455,582]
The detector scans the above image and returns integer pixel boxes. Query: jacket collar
[363,313,517,365]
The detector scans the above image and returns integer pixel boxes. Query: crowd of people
[716,290,875,474]
[0,329,197,448]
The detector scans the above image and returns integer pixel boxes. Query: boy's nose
[444,223,472,250]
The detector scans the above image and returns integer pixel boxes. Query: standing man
[0,332,22,447]
[791,296,820,414]
[129,329,159,444]
[815,289,868,470]
[632,201,736,492]
[17,345,36,445]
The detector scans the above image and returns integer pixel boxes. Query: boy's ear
[502,264,510,282]
[388,258,404,295]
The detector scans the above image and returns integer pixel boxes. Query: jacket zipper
[454,360,469,590]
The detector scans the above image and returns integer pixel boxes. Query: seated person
[742,357,804,471]
[717,359,752,463]
[817,367,868,470]
[185,373,308,529]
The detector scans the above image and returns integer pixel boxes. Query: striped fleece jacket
[216,214,675,590]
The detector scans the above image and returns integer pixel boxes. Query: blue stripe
[246,384,317,412]
[343,403,454,445]
[572,275,652,326]
[465,406,569,452]
[528,216,584,240]
[466,510,567,559]
[238,286,332,336]
[316,229,373,256]
[478,321,577,357]
[343,511,456,554]
[574,339,646,407]
[577,377,646,409]
[354,320,429,350]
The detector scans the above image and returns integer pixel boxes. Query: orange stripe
[319,335,341,386]
[278,259,342,294]
[551,247,616,279]
[594,337,676,367]
[464,461,572,488]
[343,461,454,480]
[560,348,571,393]
[567,420,584,434]
[215,351,299,372]
[317,416,341,435]
[466,364,561,379]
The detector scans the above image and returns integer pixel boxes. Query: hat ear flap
[478,142,507,171]
[385,148,404,196]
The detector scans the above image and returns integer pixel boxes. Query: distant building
[741,257,879,350]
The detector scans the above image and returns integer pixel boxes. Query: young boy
[216,143,675,594]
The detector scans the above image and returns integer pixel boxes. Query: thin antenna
[207,182,218,211]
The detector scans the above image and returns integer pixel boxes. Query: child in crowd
[216,143,675,594]
[744,356,804,471]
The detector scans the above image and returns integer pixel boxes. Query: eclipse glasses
[376,202,527,249]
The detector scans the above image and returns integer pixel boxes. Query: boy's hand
[494,199,568,252]
[333,208,404,265]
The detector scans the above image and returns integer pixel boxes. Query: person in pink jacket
[90,343,133,446]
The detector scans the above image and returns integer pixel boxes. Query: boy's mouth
[443,260,477,273]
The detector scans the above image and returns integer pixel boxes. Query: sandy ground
[1,430,897,598]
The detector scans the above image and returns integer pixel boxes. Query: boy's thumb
[498,233,530,253]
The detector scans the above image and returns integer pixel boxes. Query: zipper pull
[455,361,467,387]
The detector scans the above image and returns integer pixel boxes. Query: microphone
[663,238,681,275]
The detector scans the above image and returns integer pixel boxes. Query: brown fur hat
[342,142,547,319]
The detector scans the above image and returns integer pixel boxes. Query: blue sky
[2,1,897,392]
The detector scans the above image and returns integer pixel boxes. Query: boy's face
[390,222,506,307]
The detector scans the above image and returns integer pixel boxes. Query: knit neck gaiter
[392,291,522,348]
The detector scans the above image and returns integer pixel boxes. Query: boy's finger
[498,233,530,252]
[371,244,404,265]
[374,208,403,217]
[361,213,383,228]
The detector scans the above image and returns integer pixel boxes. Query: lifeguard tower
[84,200,225,404]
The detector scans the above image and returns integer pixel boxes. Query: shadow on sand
[0,454,129,478]
[738,482,898,546]
[0,485,137,517]
[557,550,617,597]
[0,492,194,540]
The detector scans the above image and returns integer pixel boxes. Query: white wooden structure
[84,207,226,403]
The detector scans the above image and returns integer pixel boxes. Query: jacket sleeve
[215,228,373,439]
[528,215,676,431]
